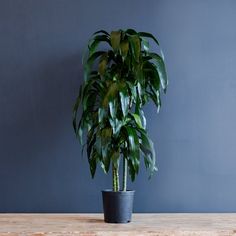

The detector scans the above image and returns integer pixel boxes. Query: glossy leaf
[102,82,119,107]
[111,150,120,168]
[120,40,129,58]
[109,118,123,136]
[93,30,109,36]
[101,154,111,173]
[138,128,157,175]
[101,127,112,160]
[109,100,116,119]
[98,107,106,123]
[98,53,108,76]
[89,147,98,178]
[88,35,110,56]
[84,51,106,80]
[119,86,129,117]
[139,32,159,46]
[124,126,140,173]
[125,28,137,35]
[111,31,121,51]
[131,113,143,129]
[128,159,136,181]
[142,38,150,52]
[73,84,83,132]
[140,110,147,129]
[149,53,168,92]
[129,35,141,62]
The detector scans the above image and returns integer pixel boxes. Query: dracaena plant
[73,29,168,192]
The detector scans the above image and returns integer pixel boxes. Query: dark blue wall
[1,0,236,213]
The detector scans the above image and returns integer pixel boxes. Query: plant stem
[112,164,119,192]
[122,156,127,191]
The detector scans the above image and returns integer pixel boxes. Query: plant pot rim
[102,189,135,193]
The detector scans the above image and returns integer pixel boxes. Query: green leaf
[73,84,83,133]
[94,129,102,155]
[126,81,137,102]
[84,51,106,80]
[144,61,160,91]
[128,159,136,181]
[149,53,168,92]
[88,35,110,56]
[109,118,123,136]
[149,86,161,113]
[101,127,112,142]
[120,39,129,59]
[125,28,137,35]
[110,31,121,51]
[137,82,142,104]
[119,87,129,117]
[131,113,143,129]
[124,126,140,173]
[101,154,111,173]
[98,53,108,76]
[102,82,119,107]
[144,60,162,112]
[87,126,99,178]
[129,35,141,62]
[93,30,109,36]
[76,113,87,144]
[140,110,147,129]
[89,147,98,178]
[138,128,157,176]
[87,129,96,158]
[125,126,136,151]
[138,32,159,46]
[98,107,106,123]
[140,144,156,174]
[109,100,116,119]
[101,127,112,161]
[78,124,83,144]
[111,150,120,168]
[86,51,106,66]
[82,91,97,112]
[81,76,100,110]
[151,69,161,91]
[142,38,149,52]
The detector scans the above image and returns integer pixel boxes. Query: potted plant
[73,28,168,223]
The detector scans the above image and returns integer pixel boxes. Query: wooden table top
[0,213,236,236]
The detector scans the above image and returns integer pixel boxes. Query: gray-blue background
[1,0,236,212]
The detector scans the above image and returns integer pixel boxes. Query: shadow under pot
[102,190,135,223]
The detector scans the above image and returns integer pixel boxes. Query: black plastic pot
[102,190,135,223]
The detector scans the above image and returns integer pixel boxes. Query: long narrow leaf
[84,51,106,80]
[120,39,129,59]
[73,84,83,133]
[125,28,137,35]
[119,86,129,117]
[124,126,140,173]
[131,113,143,129]
[148,53,168,92]
[88,35,110,55]
[93,30,109,36]
[111,31,121,51]
[138,32,159,46]
[129,35,141,62]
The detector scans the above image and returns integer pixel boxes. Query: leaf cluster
[73,29,168,181]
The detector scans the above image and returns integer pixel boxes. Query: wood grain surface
[0,214,236,236]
